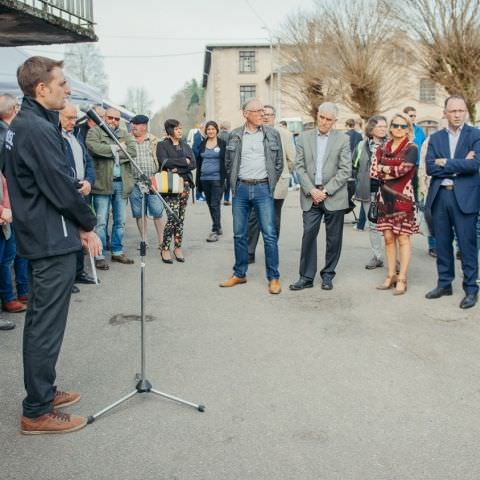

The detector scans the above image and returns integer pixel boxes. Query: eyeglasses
[246,109,265,114]
[106,115,120,121]
[263,113,275,117]
[391,123,409,129]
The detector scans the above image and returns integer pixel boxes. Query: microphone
[80,105,117,138]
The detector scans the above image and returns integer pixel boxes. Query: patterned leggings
[162,186,190,250]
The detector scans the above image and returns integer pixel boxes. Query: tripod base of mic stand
[87,378,205,424]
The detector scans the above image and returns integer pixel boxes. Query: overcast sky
[23,0,315,112]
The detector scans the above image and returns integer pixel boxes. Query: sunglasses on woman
[391,123,409,129]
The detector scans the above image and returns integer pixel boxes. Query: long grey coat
[295,128,351,212]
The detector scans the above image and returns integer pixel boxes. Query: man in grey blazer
[289,102,351,291]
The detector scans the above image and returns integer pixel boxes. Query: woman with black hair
[196,120,227,242]
[156,119,195,263]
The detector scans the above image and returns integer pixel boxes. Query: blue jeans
[15,255,29,296]
[93,181,127,259]
[232,181,279,280]
[0,231,16,302]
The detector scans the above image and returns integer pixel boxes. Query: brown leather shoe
[268,279,282,294]
[3,299,27,313]
[219,276,247,287]
[111,254,134,264]
[21,410,87,435]
[95,259,110,270]
[53,390,81,409]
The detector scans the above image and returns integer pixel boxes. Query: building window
[240,85,256,108]
[419,79,436,103]
[239,50,256,73]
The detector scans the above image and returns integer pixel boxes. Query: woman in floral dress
[371,113,418,295]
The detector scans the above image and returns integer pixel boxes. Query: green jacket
[86,126,136,197]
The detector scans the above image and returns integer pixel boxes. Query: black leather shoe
[321,279,333,290]
[425,286,453,299]
[71,285,80,294]
[460,294,478,309]
[75,271,98,285]
[289,278,314,290]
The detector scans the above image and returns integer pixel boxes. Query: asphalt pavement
[2,193,480,480]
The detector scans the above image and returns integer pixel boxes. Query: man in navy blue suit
[425,95,480,309]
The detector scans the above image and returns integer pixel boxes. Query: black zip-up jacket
[156,138,196,185]
[3,97,96,260]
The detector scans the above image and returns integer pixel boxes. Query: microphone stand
[87,120,205,425]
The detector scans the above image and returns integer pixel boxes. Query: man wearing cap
[129,115,164,246]
[86,107,136,269]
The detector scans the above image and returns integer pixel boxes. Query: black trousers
[202,179,224,233]
[22,252,77,418]
[76,250,84,277]
[248,198,284,257]
[299,203,345,281]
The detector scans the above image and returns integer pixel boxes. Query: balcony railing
[15,0,94,30]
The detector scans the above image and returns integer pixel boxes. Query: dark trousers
[248,198,284,257]
[76,250,84,277]
[432,188,478,295]
[22,252,77,418]
[224,176,231,202]
[202,179,224,233]
[299,203,345,281]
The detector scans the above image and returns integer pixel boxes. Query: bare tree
[317,0,404,120]
[392,0,480,122]
[64,43,109,96]
[124,86,153,116]
[279,11,333,119]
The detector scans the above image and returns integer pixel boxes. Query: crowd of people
[1,54,479,435]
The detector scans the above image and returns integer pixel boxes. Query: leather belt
[239,178,268,185]
[441,185,454,190]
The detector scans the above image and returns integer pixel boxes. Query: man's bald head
[105,108,121,129]
[242,98,264,129]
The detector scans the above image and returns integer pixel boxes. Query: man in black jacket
[3,56,101,434]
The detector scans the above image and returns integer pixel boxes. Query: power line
[101,34,266,41]
[243,0,270,30]
[23,48,205,59]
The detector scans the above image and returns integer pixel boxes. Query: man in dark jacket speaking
[3,56,101,434]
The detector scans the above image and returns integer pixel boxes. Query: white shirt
[315,130,329,185]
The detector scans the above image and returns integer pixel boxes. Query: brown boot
[53,390,81,409]
[268,279,282,294]
[21,410,87,435]
[219,276,247,287]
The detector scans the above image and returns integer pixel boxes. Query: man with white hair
[290,102,351,291]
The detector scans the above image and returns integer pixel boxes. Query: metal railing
[15,0,94,29]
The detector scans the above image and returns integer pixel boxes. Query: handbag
[150,159,184,194]
[367,194,379,223]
